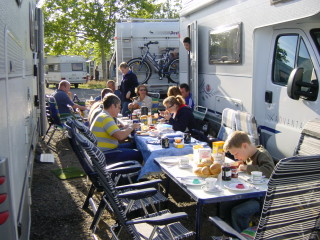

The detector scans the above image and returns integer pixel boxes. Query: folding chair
[235,110,260,146]
[193,105,208,122]
[73,131,168,233]
[209,154,320,240]
[216,108,237,141]
[294,118,320,156]
[148,92,160,114]
[43,95,70,145]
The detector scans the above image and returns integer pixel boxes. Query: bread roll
[197,163,205,167]
[210,163,222,175]
[201,166,210,175]
[201,158,213,166]
[193,167,202,176]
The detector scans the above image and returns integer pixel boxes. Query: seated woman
[167,86,181,97]
[128,85,152,112]
[160,95,196,132]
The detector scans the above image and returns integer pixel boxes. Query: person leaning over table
[90,93,143,164]
[160,95,196,132]
[53,80,87,115]
[119,62,139,117]
[88,88,113,125]
[167,85,181,97]
[128,85,152,112]
[220,131,275,233]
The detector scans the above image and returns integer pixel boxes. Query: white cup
[205,177,217,190]
[251,171,262,184]
[179,157,189,166]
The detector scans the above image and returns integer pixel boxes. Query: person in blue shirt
[53,80,87,115]
[179,83,194,110]
[119,62,139,116]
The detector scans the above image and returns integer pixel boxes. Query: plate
[161,158,179,164]
[179,164,192,169]
[201,185,222,193]
[224,182,253,191]
[247,178,268,185]
[136,131,149,136]
[181,177,205,186]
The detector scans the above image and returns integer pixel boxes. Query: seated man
[88,88,113,125]
[179,83,194,110]
[94,80,122,102]
[90,93,143,164]
[53,80,87,115]
[221,131,275,233]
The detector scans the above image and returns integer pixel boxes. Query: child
[223,131,275,178]
[221,131,275,232]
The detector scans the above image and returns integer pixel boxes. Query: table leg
[195,202,203,240]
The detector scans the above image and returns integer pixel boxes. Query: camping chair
[71,118,142,184]
[235,110,260,146]
[148,92,160,114]
[209,154,320,240]
[75,131,194,239]
[43,95,70,145]
[216,108,237,141]
[193,105,208,122]
[73,132,168,233]
[294,118,320,156]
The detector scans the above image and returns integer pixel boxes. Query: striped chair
[294,118,320,156]
[235,110,260,146]
[73,131,168,233]
[209,154,320,239]
[217,108,237,141]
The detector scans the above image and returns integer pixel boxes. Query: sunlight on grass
[79,80,107,89]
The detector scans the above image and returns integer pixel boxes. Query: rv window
[273,34,317,91]
[72,63,84,71]
[310,29,320,54]
[48,64,60,72]
[209,23,242,64]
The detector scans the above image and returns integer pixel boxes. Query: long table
[155,156,268,240]
[134,134,205,179]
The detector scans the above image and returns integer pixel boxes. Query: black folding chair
[73,131,168,233]
[209,154,320,240]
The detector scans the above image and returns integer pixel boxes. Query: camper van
[180,0,320,161]
[45,55,87,88]
[113,19,180,94]
[0,0,45,239]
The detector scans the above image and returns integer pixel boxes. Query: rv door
[256,28,320,160]
[190,21,198,106]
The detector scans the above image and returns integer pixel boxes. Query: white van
[180,0,320,160]
[45,55,87,88]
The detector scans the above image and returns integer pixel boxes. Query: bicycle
[127,41,179,84]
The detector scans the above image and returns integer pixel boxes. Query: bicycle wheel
[166,59,179,84]
[128,58,151,84]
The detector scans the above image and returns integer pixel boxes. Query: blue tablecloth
[135,134,200,179]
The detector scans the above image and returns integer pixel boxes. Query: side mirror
[287,67,318,101]
[287,67,303,100]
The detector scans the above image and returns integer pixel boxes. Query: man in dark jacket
[119,62,139,116]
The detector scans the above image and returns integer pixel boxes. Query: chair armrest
[115,179,162,190]
[209,216,247,240]
[106,160,141,169]
[127,212,188,225]
[117,187,157,200]
[106,164,141,175]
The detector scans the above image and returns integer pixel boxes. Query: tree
[42,0,181,80]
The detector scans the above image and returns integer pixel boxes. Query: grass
[79,80,107,89]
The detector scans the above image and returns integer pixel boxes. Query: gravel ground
[30,86,219,240]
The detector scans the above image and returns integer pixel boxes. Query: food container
[174,142,184,148]
[212,141,225,165]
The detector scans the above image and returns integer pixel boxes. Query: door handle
[265,91,273,103]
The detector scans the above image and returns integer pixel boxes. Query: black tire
[128,58,151,84]
[166,59,179,84]
[74,83,79,88]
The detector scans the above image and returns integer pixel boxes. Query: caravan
[180,0,320,161]
[0,0,45,239]
[45,55,87,88]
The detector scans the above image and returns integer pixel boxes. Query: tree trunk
[100,43,107,80]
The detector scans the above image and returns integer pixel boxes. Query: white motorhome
[180,0,320,160]
[0,0,45,239]
[113,19,180,94]
[45,55,87,88]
